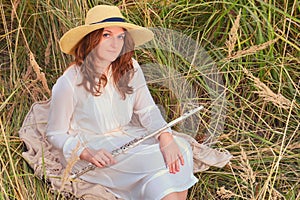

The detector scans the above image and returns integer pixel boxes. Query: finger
[95,150,113,165]
[93,152,109,166]
[105,152,116,165]
[168,163,175,174]
[169,158,178,174]
[103,156,116,165]
[178,154,184,166]
[175,159,180,172]
[94,155,108,166]
[94,154,109,165]
[166,157,172,173]
[91,157,105,168]
[102,150,116,164]
[98,158,108,166]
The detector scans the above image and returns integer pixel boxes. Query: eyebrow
[103,30,125,35]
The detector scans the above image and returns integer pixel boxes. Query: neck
[94,59,111,74]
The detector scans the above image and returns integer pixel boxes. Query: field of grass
[1,0,299,199]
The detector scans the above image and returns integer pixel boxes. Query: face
[94,26,125,64]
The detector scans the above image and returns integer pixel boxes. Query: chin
[109,56,121,62]
[99,54,121,63]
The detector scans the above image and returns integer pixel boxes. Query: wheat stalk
[225,39,278,61]
[225,9,241,57]
[29,51,51,95]
[217,186,235,199]
[224,9,279,61]
[44,40,51,66]
[242,67,292,110]
[59,143,80,192]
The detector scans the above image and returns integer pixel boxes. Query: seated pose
[46,5,198,200]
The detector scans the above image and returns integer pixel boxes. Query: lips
[107,50,118,54]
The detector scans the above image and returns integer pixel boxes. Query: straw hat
[59,5,154,55]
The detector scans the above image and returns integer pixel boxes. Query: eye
[102,33,111,38]
[117,34,125,40]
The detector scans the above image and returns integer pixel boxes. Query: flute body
[70,105,204,179]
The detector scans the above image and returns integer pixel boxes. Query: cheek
[117,41,125,51]
[95,46,103,56]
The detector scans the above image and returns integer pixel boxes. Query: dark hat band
[90,17,125,25]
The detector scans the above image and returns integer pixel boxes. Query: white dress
[46,59,198,200]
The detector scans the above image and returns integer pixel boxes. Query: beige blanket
[19,100,232,200]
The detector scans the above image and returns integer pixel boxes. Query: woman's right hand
[79,148,116,168]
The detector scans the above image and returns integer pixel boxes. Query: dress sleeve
[46,71,84,158]
[132,60,172,139]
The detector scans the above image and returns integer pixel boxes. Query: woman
[46,5,198,200]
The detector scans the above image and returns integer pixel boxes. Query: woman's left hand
[158,132,184,174]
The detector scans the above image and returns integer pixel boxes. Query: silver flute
[70,105,204,179]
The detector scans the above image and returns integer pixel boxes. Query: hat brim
[59,22,154,55]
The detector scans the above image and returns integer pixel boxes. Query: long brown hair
[73,28,135,99]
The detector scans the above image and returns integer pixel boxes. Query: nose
[110,37,118,48]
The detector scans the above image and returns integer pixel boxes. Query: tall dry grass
[1,0,299,199]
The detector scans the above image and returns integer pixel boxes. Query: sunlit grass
[1,0,299,199]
